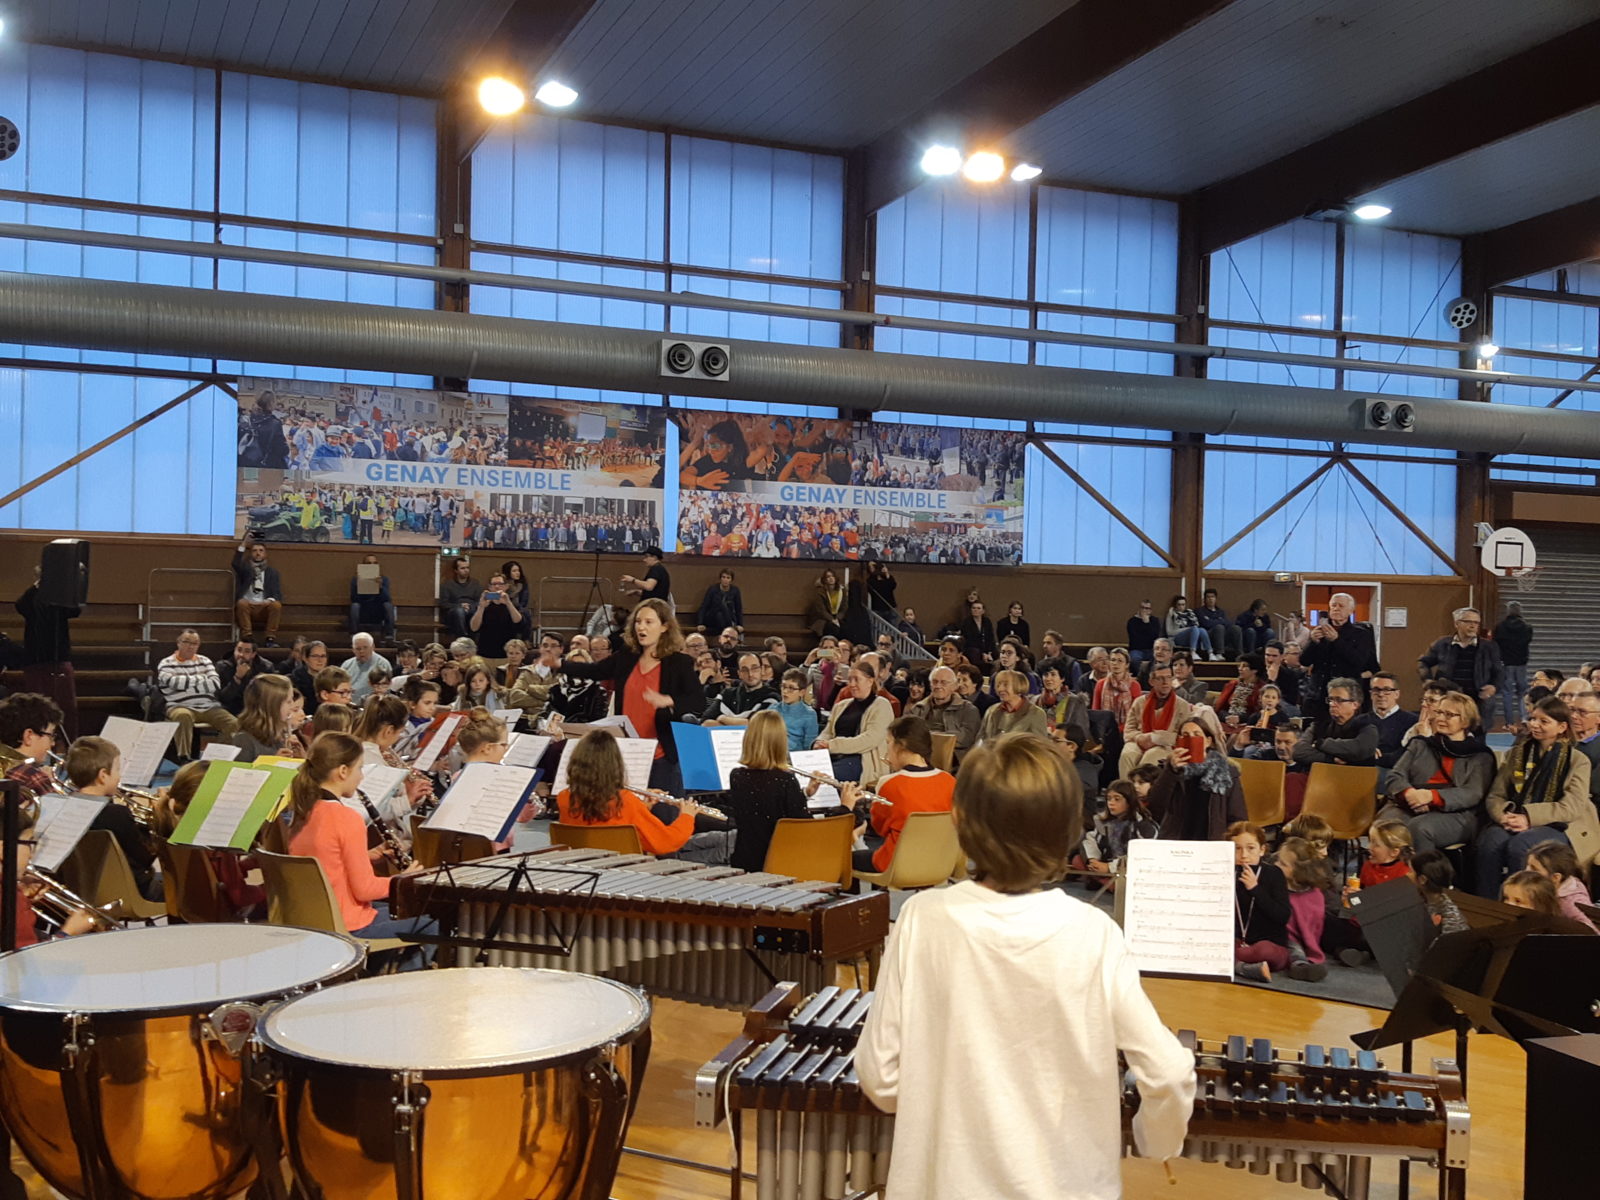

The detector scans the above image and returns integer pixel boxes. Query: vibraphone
[698,983,1471,1200]
[390,847,888,1010]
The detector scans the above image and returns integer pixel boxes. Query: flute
[636,787,729,822]
[780,765,890,804]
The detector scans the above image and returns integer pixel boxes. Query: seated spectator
[1273,837,1332,981]
[1412,850,1468,937]
[1147,717,1245,841]
[452,662,502,713]
[1377,692,1492,853]
[907,665,980,767]
[1170,652,1209,707]
[994,602,1030,653]
[956,663,995,718]
[1084,779,1159,874]
[1060,724,1105,800]
[1261,641,1303,708]
[1476,696,1596,896]
[1125,600,1160,669]
[1401,679,1462,748]
[1166,595,1216,662]
[776,669,820,751]
[290,641,330,711]
[217,636,274,716]
[497,639,528,693]
[1368,672,1416,768]
[935,638,968,671]
[723,711,812,873]
[862,652,904,717]
[697,568,744,636]
[1292,677,1378,767]
[507,632,564,725]
[815,662,894,785]
[590,634,613,664]
[958,600,998,670]
[158,630,240,760]
[348,553,396,642]
[1524,842,1596,931]
[874,632,905,675]
[990,638,1039,695]
[1214,654,1265,727]
[231,537,283,646]
[1196,590,1242,659]
[1230,821,1290,982]
[1092,649,1142,725]
[468,572,523,660]
[541,648,610,730]
[1136,638,1174,687]
[805,569,847,639]
[979,671,1049,743]
[1231,684,1290,754]
[1501,870,1558,915]
[712,625,743,678]
[0,692,63,799]
[1036,658,1089,743]
[695,649,727,706]
[710,652,780,726]
[230,674,302,763]
[437,556,483,642]
[1119,664,1192,777]
[341,633,394,703]
[555,730,730,863]
[897,606,926,646]
[844,716,955,874]
[1237,599,1274,653]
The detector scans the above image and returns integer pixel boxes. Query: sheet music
[502,733,551,769]
[360,765,408,807]
[424,762,537,839]
[99,715,178,787]
[192,767,274,849]
[1122,840,1235,979]
[551,736,657,793]
[201,742,242,762]
[789,749,842,810]
[410,712,466,773]
[708,727,747,790]
[492,708,522,727]
[32,795,108,875]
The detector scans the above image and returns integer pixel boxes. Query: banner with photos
[672,411,1023,563]
[236,378,666,552]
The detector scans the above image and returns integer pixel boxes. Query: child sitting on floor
[1354,819,1414,890]
[1524,842,1597,932]
[1274,836,1331,981]
[1230,821,1291,983]
[1283,812,1333,862]
[1084,780,1159,875]
[1411,850,1468,937]
[1502,869,1559,915]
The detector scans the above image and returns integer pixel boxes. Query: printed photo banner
[237,378,666,552]
[672,411,1023,564]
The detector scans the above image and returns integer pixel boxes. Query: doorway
[1303,581,1383,657]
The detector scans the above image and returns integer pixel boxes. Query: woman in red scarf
[1092,648,1142,725]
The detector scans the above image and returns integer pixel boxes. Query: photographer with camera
[232,535,283,645]
[468,572,523,662]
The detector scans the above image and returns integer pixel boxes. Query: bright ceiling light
[478,76,526,117]
[1474,340,1499,360]
[961,152,1006,184]
[920,145,963,176]
[1351,203,1392,221]
[1010,163,1042,182]
[534,80,579,108]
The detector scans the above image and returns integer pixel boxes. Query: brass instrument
[781,765,890,804]
[20,754,68,796]
[113,785,161,830]
[637,787,729,822]
[23,866,122,932]
[358,793,414,869]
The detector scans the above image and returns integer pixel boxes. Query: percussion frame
[399,858,605,962]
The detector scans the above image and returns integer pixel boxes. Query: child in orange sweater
[555,730,732,862]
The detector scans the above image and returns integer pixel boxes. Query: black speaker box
[39,539,89,608]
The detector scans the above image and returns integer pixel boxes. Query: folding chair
[1231,757,1287,829]
[764,814,855,888]
[853,811,963,892]
[1300,762,1379,876]
[62,831,165,924]
[928,731,957,773]
[254,849,410,968]
[158,841,231,924]
[549,822,644,855]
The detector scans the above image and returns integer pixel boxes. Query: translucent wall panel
[669,276,841,347]
[1026,442,1171,568]
[873,295,1030,364]
[1490,294,1600,482]
[1506,263,1600,296]
[474,118,666,261]
[218,75,435,235]
[1036,188,1178,313]
[669,137,843,281]
[1212,222,1339,331]
[876,181,1029,299]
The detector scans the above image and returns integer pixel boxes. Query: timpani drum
[253,968,652,1200]
[0,923,363,1200]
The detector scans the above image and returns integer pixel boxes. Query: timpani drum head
[0,924,362,1016]
[259,967,649,1076]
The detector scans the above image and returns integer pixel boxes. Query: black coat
[1492,615,1533,667]
[1302,621,1379,691]
[231,550,283,603]
[1418,637,1503,695]
[697,585,744,634]
[560,648,705,763]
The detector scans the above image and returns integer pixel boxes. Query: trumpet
[781,766,889,805]
[637,788,729,823]
[24,867,122,933]
[21,755,69,796]
[113,786,161,830]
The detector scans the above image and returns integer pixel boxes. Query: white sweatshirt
[856,881,1195,1199]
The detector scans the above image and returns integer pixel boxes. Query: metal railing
[869,608,935,663]
[143,569,236,644]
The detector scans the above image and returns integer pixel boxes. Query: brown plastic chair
[408,816,496,868]
[1300,763,1379,838]
[62,831,165,924]
[254,814,289,855]
[549,822,644,855]
[853,811,963,892]
[158,842,230,924]
[928,731,957,773]
[1230,757,1287,828]
[764,814,855,888]
[254,849,408,962]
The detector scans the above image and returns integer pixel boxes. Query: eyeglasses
[1369,686,1398,693]
[331,687,354,697]
[1328,695,1358,705]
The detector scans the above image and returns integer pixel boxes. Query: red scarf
[1140,690,1178,733]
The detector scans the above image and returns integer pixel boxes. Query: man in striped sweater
[158,630,239,760]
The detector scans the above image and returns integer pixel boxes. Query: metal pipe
[1,221,1595,396]
[2,270,1598,459]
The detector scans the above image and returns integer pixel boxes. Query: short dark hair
[1036,656,1069,681]
[1239,653,1266,674]
[1170,651,1193,667]
[954,734,1080,893]
[0,693,64,750]
[887,715,933,761]
[1411,849,1455,895]
[642,545,663,559]
[956,663,984,687]
[234,635,257,648]
[1128,763,1163,786]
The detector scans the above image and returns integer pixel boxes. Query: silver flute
[780,765,889,804]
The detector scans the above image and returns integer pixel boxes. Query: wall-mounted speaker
[660,339,732,382]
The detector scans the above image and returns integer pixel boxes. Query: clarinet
[358,793,414,869]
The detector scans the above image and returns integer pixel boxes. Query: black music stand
[0,781,29,1200]
[400,854,604,965]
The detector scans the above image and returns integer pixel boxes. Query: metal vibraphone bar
[700,984,1471,1200]
[391,848,888,1011]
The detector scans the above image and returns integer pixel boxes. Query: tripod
[578,544,617,638]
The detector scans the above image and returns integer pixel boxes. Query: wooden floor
[5,977,1523,1199]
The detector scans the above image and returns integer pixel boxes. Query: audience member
[1119,664,1191,777]
[348,553,397,642]
[1292,677,1378,767]
[1501,870,1558,915]
[341,633,394,703]
[1092,648,1142,725]
[1302,593,1379,714]
[1196,590,1242,658]
[1236,599,1274,653]
[979,670,1048,743]
[1170,652,1209,706]
[955,663,995,717]
[230,537,283,645]
[776,669,821,750]
[995,602,1030,651]
[1230,821,1291,982]
[158,630,240,759]
[1165,595,1216,661]
[436,556,483,641]
[1489,601,1533,729]
[958,600,998,670]
[710,652,780,726]
[908,665,980,766]
[468,572,523,660]
[805,568,848,639]
[1524,842,1596,932]
[815,661,894,785]
[1261,641,1303,708]
[289,640,330,711]
[1377,691,1492,853]
[1367,672,1415,768]
[1125,600,1160,669]
[1418,607,1503,709]
[217,636,274,715]
[697,568,744,635]
[1137,638,1174,686]
[1147,715,1244,841]
[1035,658,1088,743]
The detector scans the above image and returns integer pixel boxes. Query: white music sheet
[360,765,408,808]
[492,708,522,727]
[32,795,108,875]
[424,763,537,839]
[550,736,658,794]
[410,712,466,773]
[789,749,842,810]
[502,733,552,770]
[200,742,242,762]
[708,727,746,790]
[1121,840,1235,979]
[99,716,179,788]
[193,767,274,849]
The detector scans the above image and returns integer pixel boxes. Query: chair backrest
[1300,762,1379,839]
[62,831,163,919]
[255,814,289,856]
[1230,757,1287,828]
[928,731,957,773]
[254,849,350,934]
[763,815,854,888]
[550,822,644,855]
[158,842,228,924]
[410,822,497,868]
[877,811,963,890]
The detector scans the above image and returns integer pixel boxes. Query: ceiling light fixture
[961,152,1005,184]
[1010,163,1042,182]
[920,145,963,176]
[534,81,579,108]
[1351,203,1392,221]
[478,76,526,117]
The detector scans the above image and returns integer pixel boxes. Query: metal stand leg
[390,1071,429,1200]
[1398,1041,1413,1200]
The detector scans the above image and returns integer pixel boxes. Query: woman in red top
[559,599,704,794]
[555,730,730,862]
[285,732,432,954]
[1375,692,1493,853]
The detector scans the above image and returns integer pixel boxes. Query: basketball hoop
[1511,566,1543,594]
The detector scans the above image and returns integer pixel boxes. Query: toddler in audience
[1524,843,1597,932]
[1501,870,1559,915]
[1229,821,1291,982]
[1084,780,1158,875]
[1283,813,1333,861]
[1274,836,1331,982]
[1353,820,1414,890]
[1411,850,1468,937]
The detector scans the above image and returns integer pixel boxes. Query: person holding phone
[1146,713,1245,841]
[468,572,522,660]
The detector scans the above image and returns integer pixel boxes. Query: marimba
[699,983,1471,1200]
[390,847,888,1010]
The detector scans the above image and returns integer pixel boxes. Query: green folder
[170,761,300,849]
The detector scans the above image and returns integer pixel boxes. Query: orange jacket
[555,788,694,856]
